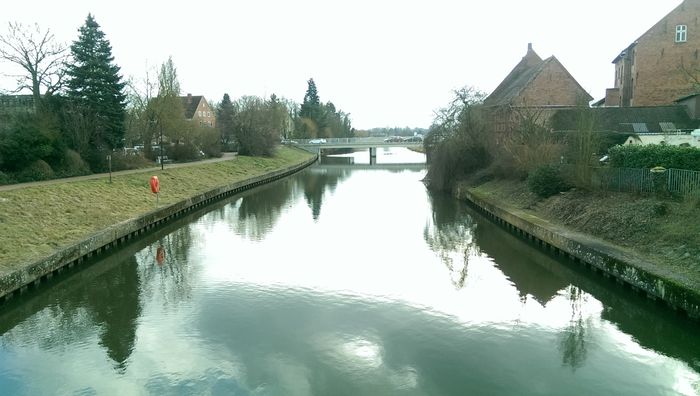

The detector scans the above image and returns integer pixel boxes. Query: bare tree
[0,22,67,110]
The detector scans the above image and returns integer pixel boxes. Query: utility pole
[160,122,164,170]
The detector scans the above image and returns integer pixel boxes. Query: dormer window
[676,25,687,42]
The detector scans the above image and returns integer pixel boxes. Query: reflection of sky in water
[327,146,426,164]
[0,163,699,395]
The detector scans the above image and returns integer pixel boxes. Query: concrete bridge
[288,137,423,164]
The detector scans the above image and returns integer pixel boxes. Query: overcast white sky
[0,0,683,129]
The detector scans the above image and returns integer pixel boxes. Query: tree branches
[0,22,68,104]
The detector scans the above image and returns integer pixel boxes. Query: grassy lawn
[0,147,314,268]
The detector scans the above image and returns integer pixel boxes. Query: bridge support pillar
[369,147,377,165]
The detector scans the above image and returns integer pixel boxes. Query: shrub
[527,165,571,198]
[608,144,700,171]
[110,150,153,171]
[167,143,201,162]
[55,149,91,177]
[426,136,492,191]
[16,160,55,182]
[0,171,15,185]
[195,127,222,158]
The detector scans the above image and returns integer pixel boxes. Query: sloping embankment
[455,185,700,320]
[0,152,317,300]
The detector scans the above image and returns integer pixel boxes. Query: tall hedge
[608,144,700,171]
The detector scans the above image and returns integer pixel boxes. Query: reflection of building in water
[474,218,569,305]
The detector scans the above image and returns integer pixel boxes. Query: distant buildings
[604,0,700,107]
[180,94,216,128]
[483,43,592,134]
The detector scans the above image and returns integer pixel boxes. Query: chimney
[527,43,533,53]
[187,93,192,104]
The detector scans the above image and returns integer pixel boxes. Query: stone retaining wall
[457,187,700,320]
[0,155,317,301]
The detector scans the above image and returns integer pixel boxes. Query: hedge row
[608,144,700,171]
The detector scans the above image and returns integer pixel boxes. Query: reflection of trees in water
[90,256,141,372]
[137,225,198,307]
[558,285,589,371]
[0,255,142,372]
[302,168,350,221]
[232,178,299,240]
[423,192,480,289]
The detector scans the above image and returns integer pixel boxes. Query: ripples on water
[0,148,698,395]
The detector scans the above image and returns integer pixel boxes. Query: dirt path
[0,153,237,192]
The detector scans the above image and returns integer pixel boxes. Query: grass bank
[463,179,700,289]
[0,147,314,269]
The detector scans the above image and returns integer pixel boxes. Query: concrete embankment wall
[456,186,700,320]
[0,155,317,301]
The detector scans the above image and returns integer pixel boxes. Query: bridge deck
[287,137,423,150]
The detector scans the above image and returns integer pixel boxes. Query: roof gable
[484,44,543,106]
[525,56,593,104]
[180,95,203,119]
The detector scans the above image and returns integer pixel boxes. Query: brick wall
[630,0,700,106]
[605,88,621,107]
[191,98,216,128]
[517,60,591,107]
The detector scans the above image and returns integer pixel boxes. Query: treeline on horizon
[0,15,417,185]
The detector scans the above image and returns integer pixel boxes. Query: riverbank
[0,147,315,298]
[455,179,700,318]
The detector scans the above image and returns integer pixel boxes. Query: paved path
[0,153,237,192]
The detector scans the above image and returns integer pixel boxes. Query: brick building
[605,0,700,107]
[484,43,592,133]
[180,94,216,128]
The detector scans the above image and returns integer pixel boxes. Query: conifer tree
[298,78,326,137]
[299,78,320,120]
[217,93,236,149]
[66,14,126,156]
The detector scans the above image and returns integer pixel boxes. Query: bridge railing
[289,137,422,145]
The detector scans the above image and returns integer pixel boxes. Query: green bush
[426,135,492,191]
[55,149,91,177]
[167,143,201,162]
[16,160,55,182]
[195,127,222,158]
[110,150,153,171]
[527,165,571,198]
[0,171,15,185]
[608,144,700,171]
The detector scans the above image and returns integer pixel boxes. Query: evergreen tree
[217,93,236,149]
[66,14,126,157]
[300,78,320,118]
[298,78,325,137]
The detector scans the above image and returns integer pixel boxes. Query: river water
[0,148,698,395]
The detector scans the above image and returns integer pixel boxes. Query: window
[676,25,687,42]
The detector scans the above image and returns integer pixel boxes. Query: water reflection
[471,210,570,305]
[1,159,700,395]
[232,178,297,240]
[302,168,350,221]
[558,286,589,371]
[423,192,480,289]
[0,254,141,372]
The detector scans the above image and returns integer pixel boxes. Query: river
[0,148,698,395]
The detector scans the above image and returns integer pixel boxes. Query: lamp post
[160,122,164,170]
